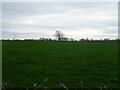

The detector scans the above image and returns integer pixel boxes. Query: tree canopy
[54,30,65,41]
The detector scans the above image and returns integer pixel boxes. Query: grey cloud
[2,2,117,18]
[2,2,70,19]
[2,2,118,39]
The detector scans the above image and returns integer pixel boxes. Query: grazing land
[2,41,118,88]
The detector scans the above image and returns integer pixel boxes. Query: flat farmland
[2,41,118,88]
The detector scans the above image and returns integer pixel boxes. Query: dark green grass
[2,41,118,88]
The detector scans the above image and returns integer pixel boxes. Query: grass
[2,41,118,88]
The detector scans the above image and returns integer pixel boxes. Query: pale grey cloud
[2,2,118,40]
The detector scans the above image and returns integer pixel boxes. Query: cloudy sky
[2,2,118,40]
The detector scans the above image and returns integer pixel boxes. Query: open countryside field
[2,41,118,88]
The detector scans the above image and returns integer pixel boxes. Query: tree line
[2,30,120,42]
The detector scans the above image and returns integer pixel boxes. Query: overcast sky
[2,2,118,40]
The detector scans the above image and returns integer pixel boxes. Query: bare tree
[54,30,65,41]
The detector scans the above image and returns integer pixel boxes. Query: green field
[2,41,118,88]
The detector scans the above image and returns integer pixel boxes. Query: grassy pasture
[2,41,118,88]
